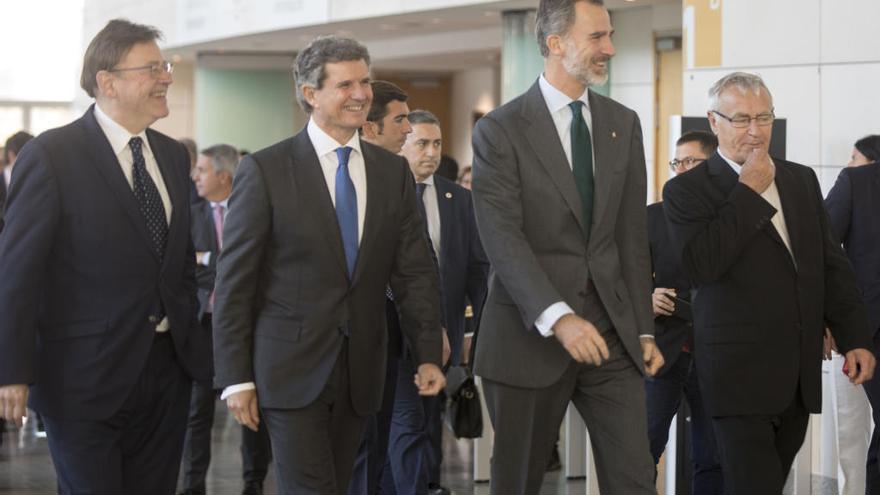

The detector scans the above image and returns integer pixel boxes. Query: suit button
[148,315,158,324]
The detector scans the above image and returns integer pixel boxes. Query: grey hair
[708,72,773,111]
[293,35,371,113]
[406,109,440,127]
[200,144,240,176]
[535,0,605,58]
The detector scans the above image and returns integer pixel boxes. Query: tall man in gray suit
[212,36,446,495]
[470,1,662,493]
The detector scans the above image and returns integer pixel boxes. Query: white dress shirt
[532,74,594,337]
[418,175,442,261]
[94,103,172,332]
[221,119,368,400]
[718,150,793,256]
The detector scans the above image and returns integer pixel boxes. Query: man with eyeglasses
[646,130,723,494]
[663,71,876,493]
[0,19,210,494]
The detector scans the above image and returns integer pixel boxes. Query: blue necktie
[569,101,594,236]
[335,146,358,278]
[129,137,168,259]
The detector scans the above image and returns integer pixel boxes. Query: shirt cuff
[535,302,575,337]
[220,382,255,400]
[639,334,655,339]
[201,251,212,266]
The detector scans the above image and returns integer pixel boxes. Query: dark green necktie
[569,100,594,235]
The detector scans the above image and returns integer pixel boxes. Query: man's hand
[442,328,451,366]
[652,288,676,317]
[0,384,28,427]
[739,148,775,194]
[844,348,876,385]
[195,251,208,265]
[822,328,838,360]
[640,337,664,377]
[226,389,260,432]
[414,363,446,396]
[552,314,610,366]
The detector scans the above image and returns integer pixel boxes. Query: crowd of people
[0,0,879,494]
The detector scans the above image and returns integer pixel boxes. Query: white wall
[683,0,880,193]
[450,66,498,171]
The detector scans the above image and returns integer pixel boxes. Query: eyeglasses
[711,109,774,128]
[108,61,174,78]
[669,156,705,171]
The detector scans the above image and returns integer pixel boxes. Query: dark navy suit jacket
[825,161,880,336]
[0,106,211,420]
[432,175,489,366]
[191,200,220,320]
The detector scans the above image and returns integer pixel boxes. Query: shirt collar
[418,174,435,187]
[538,73,590,115]
[210,198,229,209]
[93,103,151,157]
[307,118,362,160]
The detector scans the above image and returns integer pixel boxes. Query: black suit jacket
[647,202,692,376]
[431,176,489,366]
[663,152,871,416]
[191,201,219,320]
[0,106,211,420]
[213,128,442,415]
[825,162,880,336]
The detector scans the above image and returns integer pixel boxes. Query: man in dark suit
[385,110,489,495]
[824,134,880,492]
[0,131,34,217]
[0,19,210,494]
[470,1,663,493]
[646,130,723,493]
[348,79,413,495]
[663,72,875,494]
[212,35,446,495]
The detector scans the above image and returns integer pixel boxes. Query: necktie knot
[129,136,143,155]
[336,146,353,168]
[568,100,585,116]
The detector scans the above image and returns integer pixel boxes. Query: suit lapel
[351,143,386,285]
[79,106,159,263]
[203,201,220,252]
[521,82,588,240]
[435,177,453,262]
[148,129,185,267]
[588,91,626,237]
[772,162,801,271]
[289,130,349,278]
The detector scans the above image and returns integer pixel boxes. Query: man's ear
[96,70,116,99]
[361,121,378,139]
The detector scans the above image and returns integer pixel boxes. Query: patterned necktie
[129,137,168,259]
[335,146,358,278]
[568,101,594,236]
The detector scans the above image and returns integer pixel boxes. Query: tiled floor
[0,404,585,495]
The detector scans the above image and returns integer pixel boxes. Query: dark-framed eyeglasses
[669,156,704,171]
[711,109,775,128]
[107,61,174,78]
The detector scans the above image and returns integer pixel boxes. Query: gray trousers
[482,329,656,495]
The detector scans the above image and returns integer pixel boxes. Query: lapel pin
[445,192,452,199]
[611,131,617,139]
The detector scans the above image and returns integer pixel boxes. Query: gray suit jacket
[471,81,653,388]
[212,128,443,415]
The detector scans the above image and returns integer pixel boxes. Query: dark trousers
[645,351,723,494]
[349,299,401,495]
[424,392,444,486]
[180,379,216,492]
[44,333,192,495]
[241,419,272,483]
[862,333,880,494]
[262,340,366,495]
[482,329,655,495]
[711,390,809,495]
[383,356,430,495]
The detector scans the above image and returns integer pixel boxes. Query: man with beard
[470,0,662,493]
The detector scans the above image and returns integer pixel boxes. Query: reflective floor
[0,403,585,495]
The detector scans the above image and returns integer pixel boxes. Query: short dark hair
[80,19,163,98]
[407,109,440,127]
[676,130,718,156]
[854,135,880,163]
[4,131,34,164]
[536,0,605,58]
[293,35,371,113]
[367,80,408,132]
